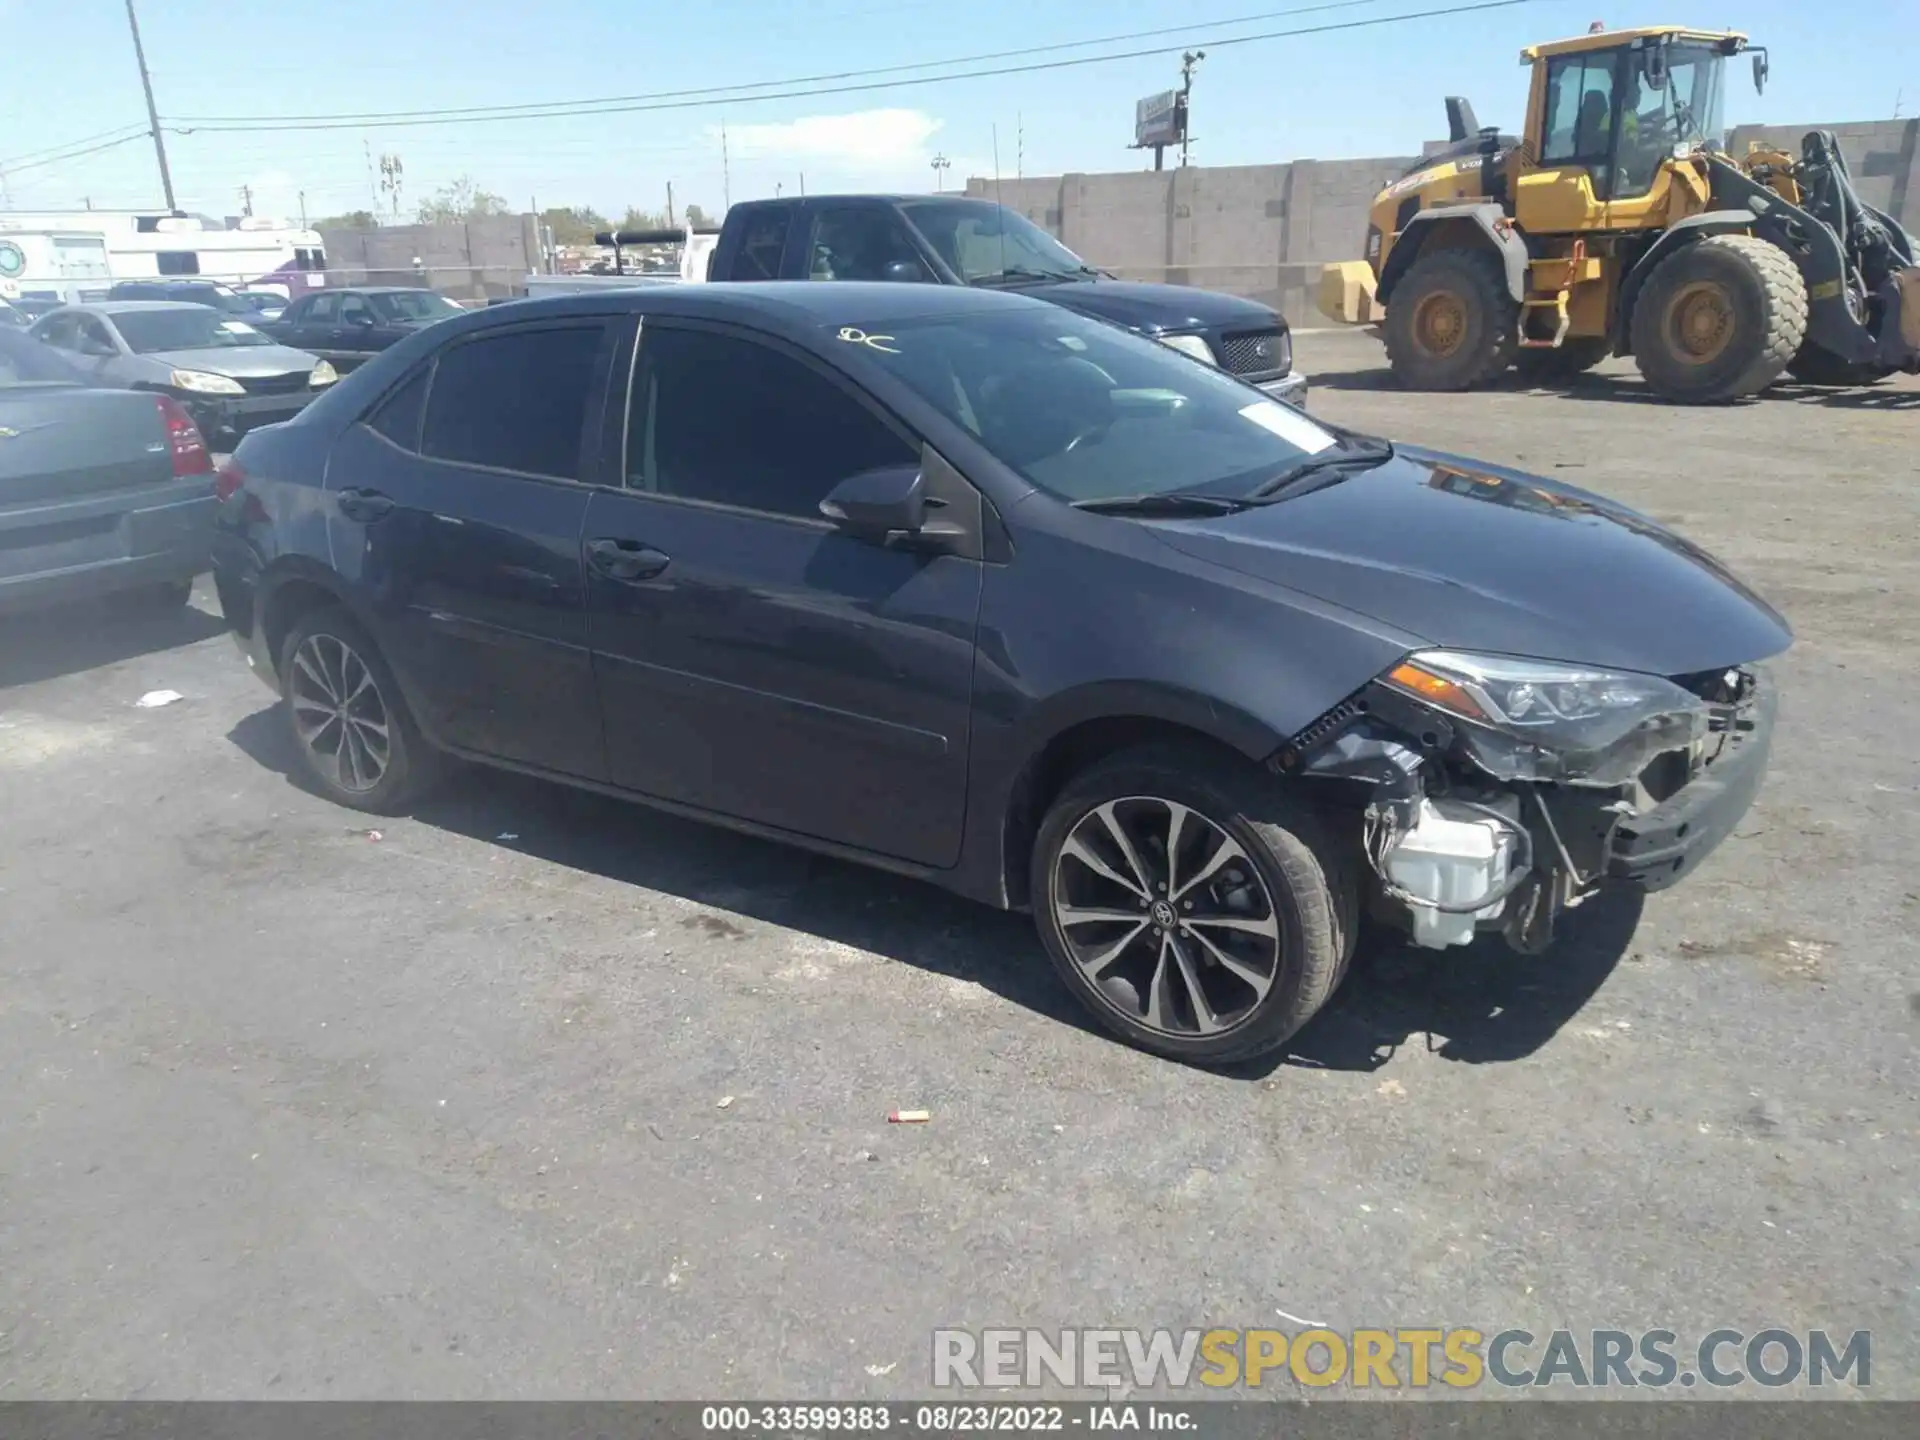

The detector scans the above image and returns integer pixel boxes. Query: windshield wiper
[971,266,1077,287]
[1072,492,1250,517]
[1245,437,1396,503]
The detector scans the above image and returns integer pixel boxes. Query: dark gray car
[0,328,217,614]
[211,283,1789,1066]
[28,301,335,449]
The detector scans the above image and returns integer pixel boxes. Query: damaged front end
[1271,651,1777,954]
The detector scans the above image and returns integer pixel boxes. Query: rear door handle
[336,487,395,522]
[587,537,671,582]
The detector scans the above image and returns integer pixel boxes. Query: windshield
[371,290,463,322]
[112,309,274,353]
[838,306,1338,503]
[898,200,1093,284]
[1634,42,1726,149]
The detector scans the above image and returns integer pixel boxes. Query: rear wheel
[1383,248,1520,391]
[1784,343,1893,387]
[1030,744,1354,1067]
[1516,337,1611,380]
[1630,234,1807,403]
[278,606,438,814]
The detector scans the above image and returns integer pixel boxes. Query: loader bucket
[1318,261,1385,325]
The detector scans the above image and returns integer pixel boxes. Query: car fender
[1376,202,1529,306]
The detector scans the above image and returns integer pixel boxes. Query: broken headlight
[1381,649,1710,787]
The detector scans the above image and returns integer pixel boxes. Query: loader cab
[1518,28,1747,229]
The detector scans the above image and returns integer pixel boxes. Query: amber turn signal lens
[1386,661,1488,721]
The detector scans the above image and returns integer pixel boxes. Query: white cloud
[712,109,944,166]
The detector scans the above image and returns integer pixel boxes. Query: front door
[323,317,617,778]
[582,320,982,868]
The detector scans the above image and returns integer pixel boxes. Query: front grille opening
[1218,328,1288,377]
[239,372,311,395]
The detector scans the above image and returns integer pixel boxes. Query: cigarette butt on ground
[888,1109,931,1124]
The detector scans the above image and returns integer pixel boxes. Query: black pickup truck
[695,195,1308,406]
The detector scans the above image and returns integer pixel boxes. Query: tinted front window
[806,208,925,281]
[421,324,603,479]
[113,309,273,352]
[900,201,1090,284]
[732,208,791,280]
[839,307,1337,503]
[627,327,914,519]
[371,290,462,322]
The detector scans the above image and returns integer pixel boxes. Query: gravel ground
[1,334,1915,1400]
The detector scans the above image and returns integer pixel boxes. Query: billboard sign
[1134,90,1183,148]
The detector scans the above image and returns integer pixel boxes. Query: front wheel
[1629,234,1807,403]
[1030,744,1354,1067]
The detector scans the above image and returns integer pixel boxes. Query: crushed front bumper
[1255,370,1309,408]
[1606,674,1778,892]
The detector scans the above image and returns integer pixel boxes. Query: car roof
[733,193,996,207]
[465,282,1051,338]
[310,286,435,296]
[80,300,220,315]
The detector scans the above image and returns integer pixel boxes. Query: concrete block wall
[969,118,1914,324]
[318,214,541,300]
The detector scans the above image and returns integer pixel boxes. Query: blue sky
[1,0,1909,226]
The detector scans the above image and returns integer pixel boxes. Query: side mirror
[882,259,926,283]
[820,464,926,541]
[1751,50,1769,94]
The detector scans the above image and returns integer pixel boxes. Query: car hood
[999,277,1284,335]
[1148,445,1792,676]
[138,345,316,376]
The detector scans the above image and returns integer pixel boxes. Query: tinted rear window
[420,325,604,479]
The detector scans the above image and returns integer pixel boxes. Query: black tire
[1784,343,1894,388]
[1515,337,1611,380]
[1629,234,1807,403]
[1383,248,1520,391]
[277,604,439,814]
[1029,742,1355,1067]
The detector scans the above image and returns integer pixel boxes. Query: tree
[313,210,375,231]
[539,205,610,246]
[620,205,669,233]
[417,176,510,225]
[684,202,715,230]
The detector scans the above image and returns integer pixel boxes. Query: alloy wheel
[1051,796,1283,1038]
[289,631,392,793]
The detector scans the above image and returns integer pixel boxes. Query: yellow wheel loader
[1317,25,1920,402]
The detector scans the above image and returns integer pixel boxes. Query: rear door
[292,293,340,358]
[581,319,983,866]
[335,293,380,367]
[323,317,617,778]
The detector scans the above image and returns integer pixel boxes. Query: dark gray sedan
[0,328,217,614]
[28,301,336,449]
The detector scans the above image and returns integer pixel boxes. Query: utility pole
[1178,50,1204,168]
[798,172,805,196]
[299,190,308,228]
[123,0,177,211]
[721,122,731,210]
[1017,114,1024,179]
[666,180,676,228]
[931,152,951,192]
[239,183,253,217]
[364,138,379,218]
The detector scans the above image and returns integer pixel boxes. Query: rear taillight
[155,396,214,478]
[214,456,247,503]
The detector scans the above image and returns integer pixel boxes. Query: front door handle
[336,487,395,522]
[587,537,671,582]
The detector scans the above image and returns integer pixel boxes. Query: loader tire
[1630,234,1807,404]
[1516,337,1611,380]
[1784,344,1893,387]
[1383,248,1519,391]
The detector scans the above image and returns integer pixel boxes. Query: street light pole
[123,0,178,211]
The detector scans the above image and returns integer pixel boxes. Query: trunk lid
[0,384,173,507]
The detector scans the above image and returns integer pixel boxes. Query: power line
[0,123,150,170]
[167,0,1559,134]
[168,0,1402,127]
[1,131,153,177]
